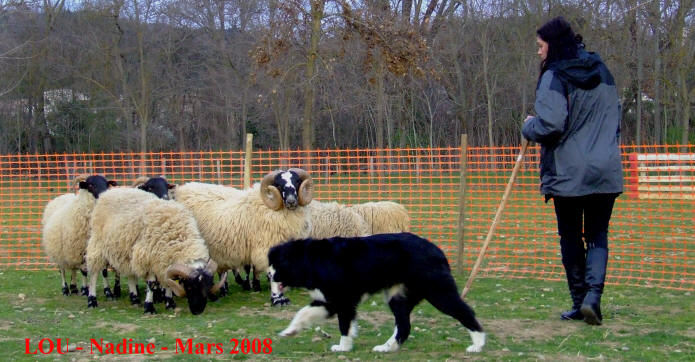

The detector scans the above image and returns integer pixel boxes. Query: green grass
[0,270,693,361]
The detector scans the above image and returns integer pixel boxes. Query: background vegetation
[0,0,693,154]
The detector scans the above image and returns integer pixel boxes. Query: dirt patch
[0,320,13,331]
[483,318,582,342]
[681,328,695,338]
[94,321,139,334]
[238,305,296,320]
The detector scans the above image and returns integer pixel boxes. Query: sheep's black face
[274,171,302,210]
[79,176,117,199]
[138,177,174,199]
[181,270,214,315]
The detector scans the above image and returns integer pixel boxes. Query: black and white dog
[267,232,485,353]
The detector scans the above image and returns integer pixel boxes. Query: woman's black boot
[560,246,586,320]
[580,247,608,325]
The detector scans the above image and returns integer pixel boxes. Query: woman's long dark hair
[537,16,583,74]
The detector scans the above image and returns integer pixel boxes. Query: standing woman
[522,16,623,325]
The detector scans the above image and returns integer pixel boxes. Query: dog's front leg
[279,304,329,337]
[331,309,356,352]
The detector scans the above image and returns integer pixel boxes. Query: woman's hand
[524,115,535,123]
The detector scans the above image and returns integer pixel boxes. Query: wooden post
[456,134,468,274]
[216,160,221,184]
[244,133,253,189]
[64,159,70,191]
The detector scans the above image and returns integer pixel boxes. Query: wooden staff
[461,138,530,299]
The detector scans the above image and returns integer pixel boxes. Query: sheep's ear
[108,180,118,187]
[78,181,89,190]
[167,183,176,189]
[138,184,147,191]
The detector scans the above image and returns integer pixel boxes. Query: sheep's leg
[60,269,69,296]
[251,267,261,292]
[87,271,99,308]
[86,246,106,308]
[164,288,176,310]
[128,276,140,305]
[113,272,122,298]
[233,265,251,291]
[102,269,114,300]
[144,277,157,314]
[80,269,89,296]
[152,281,165,303]
[69,269,79,295]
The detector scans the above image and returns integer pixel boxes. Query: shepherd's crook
[461,138,530,299]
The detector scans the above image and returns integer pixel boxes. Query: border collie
[267,232,485,353]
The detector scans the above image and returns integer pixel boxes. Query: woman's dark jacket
[522,49,624,197]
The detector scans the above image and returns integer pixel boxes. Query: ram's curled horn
[71,174,90,187]
[165,264,193,297]
[211,271,227,295]
[132,176,150,187]
[205,259,218,274]
[260,170,284,211]
[288,168,313,206]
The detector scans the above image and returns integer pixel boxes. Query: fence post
[244,133,253,189]
[64,158,70,190]
[216,160,221,184]
[628,153,638,199]
[457,134,468,274]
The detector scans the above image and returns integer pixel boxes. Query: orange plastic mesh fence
[0,145,693,291]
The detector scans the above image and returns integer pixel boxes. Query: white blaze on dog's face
[267,265,284,295]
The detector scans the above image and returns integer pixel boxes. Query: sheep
[173,168,313,305]
[41,175,117,296]
[348,201,410,234]
[85,187,225,314]
[102,175,177,300]
[132,175,175,200]
[306,200,370,238]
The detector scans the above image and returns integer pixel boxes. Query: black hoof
[165,297,176,310]
[144,302,156,314]
[242,281,251,291]
[218,285,228,298]
[104,287,114,300]
[129,292,140,305]
[87,295,98,308]
[271,293,290,306]
[62,286,70,296]
[113,284,122,298]
[80,286,89,296]
[252,280,261,292]
[70,284,79,295]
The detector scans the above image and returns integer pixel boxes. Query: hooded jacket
[522,49,623,197]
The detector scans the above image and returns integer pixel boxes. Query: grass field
[0,270,693,361]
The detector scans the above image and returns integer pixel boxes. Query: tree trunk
[302,0,325,150]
